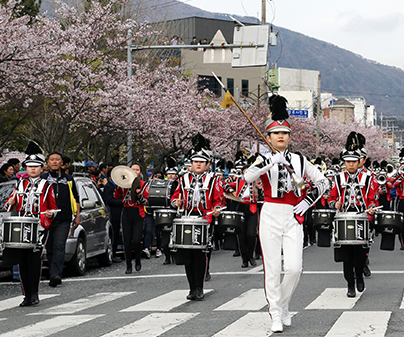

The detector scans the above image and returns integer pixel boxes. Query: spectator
[7,158,21,178]
[103,168,123,263]
[202,38,208,51]
[106,162,114,170]
[42,151,80,287]
[163,36,170,45]
[190,36,198,50]
[197,40,204,52]
[178,37,185,45]
[99,163,108,179]
[0,163,17,182]
[62,156,71,174]
[85,161,98,181]
[170,35,178,45]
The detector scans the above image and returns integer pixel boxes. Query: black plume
[357,133,366,149]
[247,153,257,165]
[217,158,226,170]
[268,95,289,121]
[191,133,211,151]
[25,140,43,155]
[372,161,380,169]
[365,158,372,168]
[226,161,234,171]
[166,156,177,168]
[400,148,404,158]
[380,160,387,169]
[235,150,247,162]
[345,132,359,151]
[332,157,339,165]
[314,157,322,165]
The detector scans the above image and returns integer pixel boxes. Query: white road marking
[214,288,267,311]
[100,313,198,337]
[28,292,134,315]
[121,289,213,312]
[305,288,364,310]
[0,315,103,337]
[325,311,391,337]
[0,294,59,312]
[400,293,404,309]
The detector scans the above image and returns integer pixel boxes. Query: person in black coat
[103,168,124,262]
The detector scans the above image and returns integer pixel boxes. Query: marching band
[2,95,404,335]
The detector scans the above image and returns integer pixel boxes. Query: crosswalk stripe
[325,311,391,337]
[214,288,267,311]
[100,313,199,337]
[28,292,134,315]
[212,312,272,337]
[305,288,364,310]
[0,314,103,337]
[120,289,213,312]
[400,293,404,309]
[0,294,59,312]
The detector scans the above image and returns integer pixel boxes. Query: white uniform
[245,150,328,321]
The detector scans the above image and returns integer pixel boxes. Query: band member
[329,132,376,298]
[5,145,57,307]
[114,163,148,273]
[392,149,404,250]
[224,154,259,268]
[171,133,223,301]
[377,161,392,210]
[244,95,329,333]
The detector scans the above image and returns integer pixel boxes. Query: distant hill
[146,0,404,119]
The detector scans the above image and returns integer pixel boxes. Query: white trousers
[259,202,303,320]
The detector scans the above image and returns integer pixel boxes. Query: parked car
[0,176,113,276]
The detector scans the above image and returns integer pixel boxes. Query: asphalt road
[1,235,404,337]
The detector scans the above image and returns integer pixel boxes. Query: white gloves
[270,152,289,166]
[293,199,311,216]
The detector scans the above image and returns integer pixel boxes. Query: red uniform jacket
[6,178,57,229]
[171,172,223,223]
[224,178,258,213]
[114,180,148,218]
[329,170,376,219]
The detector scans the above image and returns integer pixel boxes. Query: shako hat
[341,131,361,161]
[190,133,212,162]
[23,140,45,167]
[164,156,178,175]
[265,95,291,133]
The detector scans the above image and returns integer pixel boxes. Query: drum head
[130,177,141,203]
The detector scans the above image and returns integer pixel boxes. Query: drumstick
[40,209,61,215]
[7,191,16,212]
[364,205,383,213]
[204,206,227,217]
[177,193,181,215]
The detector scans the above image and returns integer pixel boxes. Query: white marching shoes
[282,307,292,326]
[271,318,283,333]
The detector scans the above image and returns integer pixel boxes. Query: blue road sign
[288,109,309,118]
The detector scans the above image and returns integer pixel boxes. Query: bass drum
[2,216,42,249]
[147,179,174,209]
[375,211,403,234]
[170,216,209,249]
[312,209,336,248]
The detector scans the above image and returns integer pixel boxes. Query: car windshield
[0,181,17,212]
[76,180,101,207]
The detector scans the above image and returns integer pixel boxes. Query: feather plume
[357,133,366,149]
[25,140,43,155]
[191,133,211,151]
[268,95,289,121]
[226,161,234,171]
[400,148,404,158]
[345,132,359,151]
[380,160,387,169]
[332,158,339,165]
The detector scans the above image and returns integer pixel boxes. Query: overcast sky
[179,0,404,71]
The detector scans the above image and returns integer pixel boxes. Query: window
[241,79,249,97]
[198,75,221,97]
[227,78,234,96]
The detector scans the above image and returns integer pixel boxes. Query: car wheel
[97,230,113,267]
[67,237,86,276]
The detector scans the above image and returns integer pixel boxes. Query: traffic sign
[146,169,153,177]
[289,109,309,118]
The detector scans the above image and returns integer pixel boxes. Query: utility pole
[315,74,321,157]
[262,0,266,24]
[127,29,133,166]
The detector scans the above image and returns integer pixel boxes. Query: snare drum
[170,217,209,249]
[2,216,42,249]
[217,211,244,234]
[375,211,403,234]
[312,209,336,231]
[154,209,177,231]
[147,180,174,208]
[333,212,370,246]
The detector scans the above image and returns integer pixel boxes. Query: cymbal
[130,177,141,203]
[223,192,243,203]
[111,165,137,188]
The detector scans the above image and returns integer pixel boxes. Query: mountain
[148,0,404,119]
